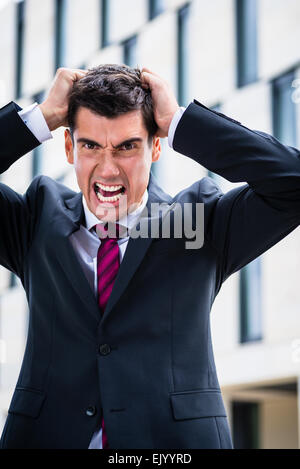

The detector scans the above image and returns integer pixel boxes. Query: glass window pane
[240,257,262,343]
[9,272,17,288]
[272,71,297,148]
[232,401,260,448]
[15,0,26,98]
[177,3,191,107]
[32,91,45,177]
[55,0,68,70]
[149,0,165,20]
[101,0,111,47]
[123,36,137,68]
[236,0,258,87]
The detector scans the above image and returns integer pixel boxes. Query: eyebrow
[76,137,143,149]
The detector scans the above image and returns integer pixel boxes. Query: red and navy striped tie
[95,222,121,449]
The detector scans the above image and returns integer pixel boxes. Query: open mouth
[94,182,126,203]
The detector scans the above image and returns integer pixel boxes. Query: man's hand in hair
[39,68,87,132]
[141,68,179,139]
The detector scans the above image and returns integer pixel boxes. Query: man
[0,64,299,449]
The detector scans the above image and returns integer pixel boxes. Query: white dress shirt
[17,102,184,449]
[70,192,149,297]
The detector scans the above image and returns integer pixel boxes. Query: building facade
[0,0,299,448]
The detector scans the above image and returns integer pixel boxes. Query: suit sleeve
[0,102,41,276]
[173,100,300,283]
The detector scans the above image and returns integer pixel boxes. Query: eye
[83,142,96,150]
[120,142,135,151]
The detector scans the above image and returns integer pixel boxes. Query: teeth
[96,191,124,202]
[95,183,123,192]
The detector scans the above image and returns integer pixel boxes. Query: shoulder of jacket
[173,176,223,206]
[26,175,77,200]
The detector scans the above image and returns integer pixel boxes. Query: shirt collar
[82,189,149,231]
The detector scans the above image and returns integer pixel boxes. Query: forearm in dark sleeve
[173,100,300,283]
[173,100,300,214]
[0,102,41,275]
[0,102,40,174]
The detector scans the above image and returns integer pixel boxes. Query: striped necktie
[95,222,121,449]
[96,223,121,315]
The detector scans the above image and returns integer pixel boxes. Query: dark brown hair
[68,64,158,142]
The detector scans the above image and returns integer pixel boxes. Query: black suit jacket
[0,101,299,449]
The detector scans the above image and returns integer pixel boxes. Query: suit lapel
[102,172,174,321]
[55,192,101,324]
[55,172,174,325]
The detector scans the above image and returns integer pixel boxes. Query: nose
[97,151,120,179]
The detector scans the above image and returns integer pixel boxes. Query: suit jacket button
[86,406,96,417]
[99,344,111,355]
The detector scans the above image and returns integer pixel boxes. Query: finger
[56,67,87,79]
[141,70,153,83]
[74,68,88,76]
[141,67,156,75]
[141,74,150,89]
[141,70,161,90]
[73,69,88,77]
[70,69,87,83]
[141,72,152,90]
[141,67,162,79]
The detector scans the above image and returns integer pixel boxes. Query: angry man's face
[65,107,161,222]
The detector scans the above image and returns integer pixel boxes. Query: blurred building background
[0,0,300,449]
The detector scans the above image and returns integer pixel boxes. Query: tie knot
[95,222,127,240]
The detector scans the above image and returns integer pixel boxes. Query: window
[32,144,42,177]
[149,0,165,20]
[177,4,191,107]
[272,70,297,148]
[32,91,45,177]
[56,174,66,183]
[236,0,258,87]
[211,103,221,113]
[207,169,225,189]
[15,0,26,99]
[239,257,262,343]
[232,401,260,448]
[9,272,18,288]
[100,0,111,48]
[123,36,137,68]
[55,0,68,71]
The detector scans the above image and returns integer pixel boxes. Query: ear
[65,129,74,165]
[151,136,161,163]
